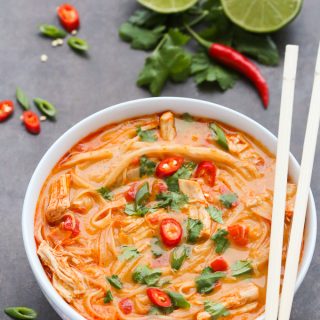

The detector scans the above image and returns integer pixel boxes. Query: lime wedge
[221,0,303,33]
[137,0,198,13]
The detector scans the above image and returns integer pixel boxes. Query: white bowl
[22,97,317,320]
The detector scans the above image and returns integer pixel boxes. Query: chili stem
[184,24,211,49]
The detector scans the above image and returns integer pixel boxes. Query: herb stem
[153,33,169,54]
[184,24,211,49]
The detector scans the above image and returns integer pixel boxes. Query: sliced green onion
[67,37,89,52]
[33,98,57,119]
[39,24,66,39]
[4,307,37,320]
[16,87,30,110]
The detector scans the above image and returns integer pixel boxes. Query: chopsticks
[265,45,299,320]
[278,43,320,320]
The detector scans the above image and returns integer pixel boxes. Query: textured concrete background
[0,0,319,319]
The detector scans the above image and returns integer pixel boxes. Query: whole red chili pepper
[186,26,269,108]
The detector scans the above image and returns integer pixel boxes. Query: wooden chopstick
[265,45,299,320]
[278,43,320,320]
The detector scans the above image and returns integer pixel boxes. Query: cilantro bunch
[118,0,279,96]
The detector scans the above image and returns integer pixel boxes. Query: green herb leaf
[39,24,67,39]
[135,182,150,206]
[166,162,196,192]
[231,260,253,277]
[33,98,57,119]
[104,290,113,303]
[156,191,188,211]
[211,229,230,254]
[191,53,238,90]
[204,300,230,319]
[166,291,190,309]
[195,268,226,294]
[149,306,175,315]
[97,187,112,200]
[124,203,149,217]
[206,206,223,224]
[137,127,158,142]
[119,22,165,50]
[167,28,190,46]
[16,87,30,110]
[4,307,37,320]
[209,123,229,151]
[119,246,139,261]
[187,218,203,243]
[67,37,89,52]
[132,265,162,286]
[128,9,167,28]
[106,275,123,289]
[233,28,279,66]
[171,245,189,270]
[151,237,164,258]
[181,112,194,122]
[140,156,156,177]
[219,193,238,209]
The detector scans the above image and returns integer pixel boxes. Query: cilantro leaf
[231,260,253,277]
[166,291,190,309]
[171,245,190,270]
[137,127,158,142]
[124,182,150,216]
[206,206,223,224]
[119,22,165,50]
[140,155,156,177]
[167,28,190,46]
[151,237,164,258]
[209,123,229,151]
[149,306,175,315]
[233,28,279,66]
[118,246,139,261]
[128,9,167,28]
[181,112,194,122]
[204,300,230,319]
[187,218,203,243]
[219,192,238,208]
[191,52,238,90]
[97,187,112,200]
[104,290,113,303]
[195,268,226,294]
[166,162,196,192]
[211,229,230,254]
[106,275,123,289]
[132,265,162,286]
[156,191,188,211]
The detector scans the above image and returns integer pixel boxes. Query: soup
[34,111,297,319]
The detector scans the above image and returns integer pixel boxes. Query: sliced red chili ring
[147,288,172,308]
[195,161,217,187]
[228,224,249,246]
[119,298,133,315]
[156,156,184,178]
[160,218,182,247]
[125,183,138,202]
[210,256,229,271]
[0,100,14,122]
[22,110,41,134]
[57,3,80,32]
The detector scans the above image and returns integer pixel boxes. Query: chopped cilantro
[97,187,112,200]
[219,192,238,208]
[206,206,224,224]
[156,191,188,211]
[132,265,162,286]
[166,162,196,192]
[106,275,123,289]
[104,290,113,303]
[187,218,203,243]
[209,123,229,151]
[140,155,156,177]
[137,126,158,142]
[231,260,253,277]
[211,229,230,254]
[118,246,139,261]
[204,300,230,319]
[195,268,226,294]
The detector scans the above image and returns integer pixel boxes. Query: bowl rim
[22,97,317,320]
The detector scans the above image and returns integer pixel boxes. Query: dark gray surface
[0,0,319,319]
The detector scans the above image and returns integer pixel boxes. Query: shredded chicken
[188,205,211,240]
[37,241,86,302]
[46,174,71,223]
[178,179,206,203]
[160,111,176,141]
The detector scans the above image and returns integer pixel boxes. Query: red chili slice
[160,218,182,247]
[210,256,229,271]
[57,4,80,32]
[195,161,217,186]
[22,111,40,134]
[63,215,80,237]
[228,224,249,246]
[147,288,172,308]
[0,100,14,122]
[156,156,184,178]
[125,183,138,202]
[152,181,168,195]
[119,298,133,315]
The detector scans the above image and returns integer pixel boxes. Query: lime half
[221,0,303,33]
[137,0,198,13]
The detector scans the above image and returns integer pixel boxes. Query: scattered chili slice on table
[147,288,172,308]
[0,100,14,122]
[156,156,184,178]
[119,298,133,315]
[57,3,80,32]
[228,224,249,246]
[210,256,229,272]
[195,161,217,186]
[22,111,41,134]
[185,25,269,108]
[160,218,182,247]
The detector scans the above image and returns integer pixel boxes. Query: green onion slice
[4,307,37,320]
[39,24,67,39]
[67,37,89,52]
[33,98,57,119]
